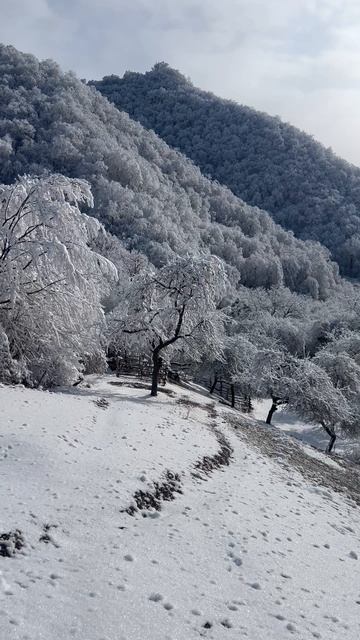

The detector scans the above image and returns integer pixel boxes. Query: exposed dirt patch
[228,414,360,507]
[93,397,110,409]
[176,397,204,411]
[122,470,183,516]
[192,427,233,480]
[0,529,25,557]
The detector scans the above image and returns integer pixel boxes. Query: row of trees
[206,286,360,452]
[106,248,360,452]
[1,174,359,453]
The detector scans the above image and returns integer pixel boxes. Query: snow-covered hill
[1,377,360,639]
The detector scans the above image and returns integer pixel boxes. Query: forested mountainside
[92,62,360,278]
[1,44,360,453]
[0,44,340,299]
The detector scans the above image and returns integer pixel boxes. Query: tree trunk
[151,351,162,397]
[241,395,252,413]
[322,424,336,454]
[210,375,218,395]
[246,395,253,413]
[266,397,279,425]
[161,367,168,386]
[230,383,235,408]
[36,370,47,388]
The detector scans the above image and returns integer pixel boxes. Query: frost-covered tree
[251,349,296,424]
[206,335,257,408]
[110,255,227,396]
[0,175,117,386]
[231,285,311,358]
[225,335,257,407]
[249,344,351,452]
[288,359,351,453]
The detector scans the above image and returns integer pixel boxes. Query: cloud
[0,0,359,164]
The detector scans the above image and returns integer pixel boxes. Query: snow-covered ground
[1,376,360,640]
[252,398,360,458]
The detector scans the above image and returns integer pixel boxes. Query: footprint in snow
[221,618,233,628]
[248,582,262,590]
[149,592,163,602]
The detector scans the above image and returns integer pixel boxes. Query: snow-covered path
[1,377,360,639]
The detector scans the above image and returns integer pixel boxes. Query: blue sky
[1,0,360,165]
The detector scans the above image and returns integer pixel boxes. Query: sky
[1,0,360,165]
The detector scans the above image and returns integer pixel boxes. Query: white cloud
[0,0,359,164]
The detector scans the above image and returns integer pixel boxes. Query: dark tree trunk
[230,383,235,408]
[266,397,279,425]
[161,367,168,386]
[36,370,47,388]
[242,395,252,413]
[322,424,336,454]
[210,375,218,395]
[149,304,186,396]
[151,351,162,397]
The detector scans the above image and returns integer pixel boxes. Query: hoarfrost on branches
[110,255,228,395]
[0,174,117,387]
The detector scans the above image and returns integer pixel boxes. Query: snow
[1,376,360,639]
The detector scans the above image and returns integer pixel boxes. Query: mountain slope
[1,376,360,639]
[0,45,340,299]
[91,63,360,278]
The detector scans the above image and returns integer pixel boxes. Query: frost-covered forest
[92,62,360,278]
[0,45,340,298]
[1,44,360,452]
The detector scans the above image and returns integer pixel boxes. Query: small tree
[252,348,295,423]
[110,255,228,396]
[252,348,350,452]
[288,359,351,453]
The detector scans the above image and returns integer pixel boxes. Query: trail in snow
[0,376,359,640]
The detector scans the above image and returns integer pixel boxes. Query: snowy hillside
[1,376,360,640]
